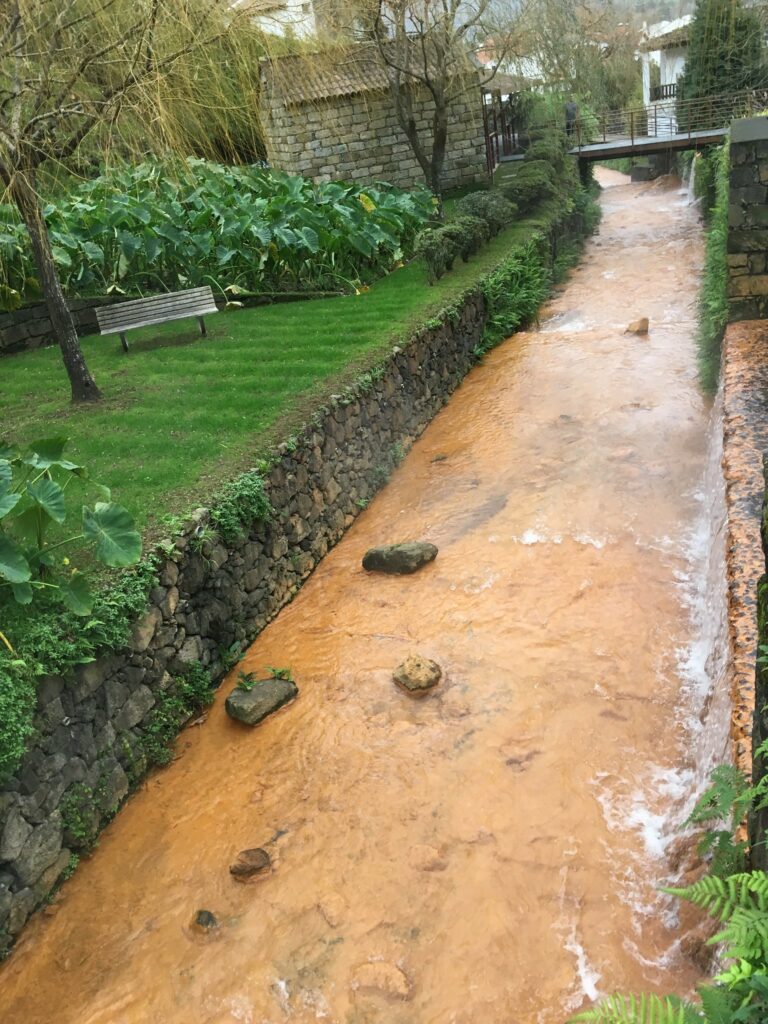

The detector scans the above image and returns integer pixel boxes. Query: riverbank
[0,183,599,952]
[0,172,726,1023]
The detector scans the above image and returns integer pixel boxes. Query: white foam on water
[556,865,604,1013]
[520,529,546,545]
[585,391,731,983]
[463,575,498,594]
[227,995,255,1023]
[573,533,607,549]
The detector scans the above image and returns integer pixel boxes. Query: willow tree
[516,0,640,110]
[678,0,767,104]
[0,0,267,403]
[360,0,522,196]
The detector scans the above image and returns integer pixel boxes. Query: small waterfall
[686,156,698,206]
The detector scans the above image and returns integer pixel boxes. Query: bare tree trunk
[430,104,448,195]
[9,168,102,403]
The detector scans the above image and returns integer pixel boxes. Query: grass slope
[2,201,562,540]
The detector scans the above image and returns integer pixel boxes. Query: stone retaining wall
[728,116,768,322]
[722,322,768,790]
[0,297,122,356]
[0,290,488,949]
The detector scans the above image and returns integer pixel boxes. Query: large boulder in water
[225,678,297,725]
[362,541,438,575]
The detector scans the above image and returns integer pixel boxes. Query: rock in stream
[393,654,442,695]
[225,678,298,725]
[362,542,438,574]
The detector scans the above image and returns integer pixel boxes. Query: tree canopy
[677,0,767,103]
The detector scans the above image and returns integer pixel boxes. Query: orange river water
[0,169,733,1024]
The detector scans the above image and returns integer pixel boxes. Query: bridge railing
[522,89,768,153]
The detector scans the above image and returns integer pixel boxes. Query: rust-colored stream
[1,171,731,1023]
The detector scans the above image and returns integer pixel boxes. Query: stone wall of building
[728,116,768,321]
[261,86,487,192]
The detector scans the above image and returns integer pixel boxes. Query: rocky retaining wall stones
[722,320,768,867]
[723,322,768,776]
[0,291,488,948]
[727,116,768,322]
[0,296,123,356]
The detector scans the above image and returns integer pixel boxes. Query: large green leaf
[60,573,93,616]
[23,437,81,471]
[27,477,66,524]
[0,486,21,518]
[11,582,33,605]
[0,460,12,491]
[0,535,32,583]
[82,502,141,567]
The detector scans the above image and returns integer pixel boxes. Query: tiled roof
[262,46,392,105]
[640,24,690,52]
[262,43,476,106]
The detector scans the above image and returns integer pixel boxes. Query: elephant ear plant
[0,437,141,652]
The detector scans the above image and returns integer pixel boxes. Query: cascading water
[0,169,734,1024]
[686,155,699,206]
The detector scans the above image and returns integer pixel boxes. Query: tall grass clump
[696,143,729,393]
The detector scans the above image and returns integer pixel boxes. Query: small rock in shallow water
[318,894,346,928]
[393,654,442,695]
[193,909,219,931]
[625,317,649,335]
[352,962,413,1000]
[225,678,298,725]
[229,847,271,880]
[409,844,447,872]
[362,541,438,575]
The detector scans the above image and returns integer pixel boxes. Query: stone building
[259,46,488,192]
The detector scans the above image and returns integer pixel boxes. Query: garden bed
[2,196,571,541]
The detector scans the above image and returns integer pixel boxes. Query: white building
[232,0,318,39]
[640,16,692,134]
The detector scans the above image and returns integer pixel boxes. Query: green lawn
[2,201,561,541]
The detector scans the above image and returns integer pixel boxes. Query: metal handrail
[650,83,677,102]
[521,88,768,153]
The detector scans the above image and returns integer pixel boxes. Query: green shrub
[0,669,36,781]
[696,143,729,392]
[210,471,272,543]
[414,226,460,284]
[501,161,558,211]
[481,236,552,347]
[139,663,215,768]
[0,162,435,309]
[455,192,517,237]
[441,215,489,262]
[525,135,567,169]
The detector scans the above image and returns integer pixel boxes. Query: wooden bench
[95,286,219,352]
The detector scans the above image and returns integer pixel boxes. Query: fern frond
[568,993,696,1024]
[698,984,738,1024]
[686,765,750,828]
[713,905,768,962]
[662,872,768,922]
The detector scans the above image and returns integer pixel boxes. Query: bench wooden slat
[97,300,218,329]
[94,285,220,351]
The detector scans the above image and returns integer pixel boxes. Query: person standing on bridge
[565,99,579,140]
